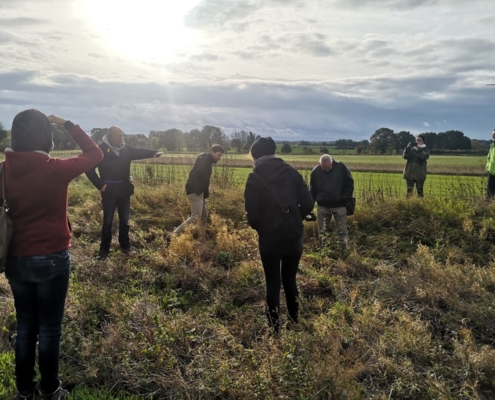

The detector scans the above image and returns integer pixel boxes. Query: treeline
[0,122,491,154]
[278,128,491,155]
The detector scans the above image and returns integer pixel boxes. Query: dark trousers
[5,249,70,395]
[101,194,131,251]
[406,180,425,197]
[260,252,302,329]
[487,173,495,200]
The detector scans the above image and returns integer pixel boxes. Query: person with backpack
[485,129,495,200]
[169,144,225,238]
[85,126,162,259]
[244,137,313,332]
[402,134,430,197]
[310,154,354,253]
[1,110,103,400]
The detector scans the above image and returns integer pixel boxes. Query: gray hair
[319,154,333,164]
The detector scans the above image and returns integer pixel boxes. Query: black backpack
[253,170,302,241]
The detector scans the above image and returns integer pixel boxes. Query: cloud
[424,122,430,127]
[0,69,494,140]
[190,53,221,62]
[329,0,470,10]
[0,17,47,26]
[184,0,261,30]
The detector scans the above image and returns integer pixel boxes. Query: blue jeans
[5,249,70,395]
[101,193,131,251]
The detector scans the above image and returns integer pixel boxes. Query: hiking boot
[96,249,109,260]
[41,385,69,400]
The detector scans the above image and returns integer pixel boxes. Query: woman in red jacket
[2,110,103,400]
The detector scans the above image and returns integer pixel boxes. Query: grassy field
[0,151,488,175]
[135,154,488,176]
[130,162,488,199]
[2,167,495,398]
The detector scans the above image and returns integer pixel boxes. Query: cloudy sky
[0,0,494,140]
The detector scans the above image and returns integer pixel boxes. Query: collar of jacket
[102,134,126,155]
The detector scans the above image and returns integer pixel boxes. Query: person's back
[246,157,312,254]
[2,110,103,400]
[244,137,313,332]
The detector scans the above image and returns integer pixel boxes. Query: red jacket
[3,125,103,257]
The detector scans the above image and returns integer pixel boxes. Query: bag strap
[0,162,8,211]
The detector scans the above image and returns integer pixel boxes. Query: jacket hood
[4,150,49,177]
[11,109,54,153]
[102,134,125,155]
[253,157,294,182]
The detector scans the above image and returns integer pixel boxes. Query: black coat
[244,157,314,255]
[86,142,157,197]
[309,162,354,208]
[185,153,216,198]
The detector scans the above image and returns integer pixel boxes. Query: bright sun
[82,0,201,61]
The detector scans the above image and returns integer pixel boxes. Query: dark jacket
[310,162,354,208]
[244,157,313,255]
[86,142,157,197]
[402,145,430,181]
[185,153,216,198]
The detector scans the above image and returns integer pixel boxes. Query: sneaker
[41,385,69,400]
[96,249,109,260]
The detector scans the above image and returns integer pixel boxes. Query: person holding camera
[485,129,495,200]
[310,154,354,254]
[403,134,430,197]
[2,110,103,400]
[85,126,162,259]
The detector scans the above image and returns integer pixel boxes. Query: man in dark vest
[86,126,162,258]
[170,144,225,237]
[310,154,354,253]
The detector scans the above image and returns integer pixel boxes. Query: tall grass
[1,166,495,398]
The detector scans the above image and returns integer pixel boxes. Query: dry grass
[1,178,495,399]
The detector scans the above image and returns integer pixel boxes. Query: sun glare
[81,0,201,61]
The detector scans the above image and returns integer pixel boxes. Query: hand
[47,115,67,125]
[153,152,163,158]
[101,184,107,192]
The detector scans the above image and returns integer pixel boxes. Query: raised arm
[47,116,103,182]
[128,146,162,161]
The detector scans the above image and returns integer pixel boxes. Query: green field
[128,162,488,201]
[1,151,488,176]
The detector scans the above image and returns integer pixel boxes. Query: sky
[0,0,494,141]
